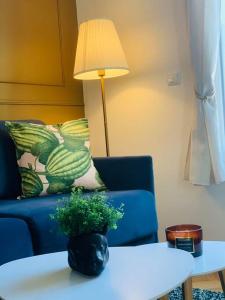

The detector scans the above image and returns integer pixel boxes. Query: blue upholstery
[0,194,68,255]
[107,190,157,246]
[0,120,43,199]
[0,218,33,265]
[0,189,157,254]
[0,122,21,198]
[93,156,155,194]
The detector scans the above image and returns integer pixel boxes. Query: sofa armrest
[93,156,155,194]
[0,218,33,265]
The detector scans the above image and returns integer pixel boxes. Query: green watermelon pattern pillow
[5,119,105,198]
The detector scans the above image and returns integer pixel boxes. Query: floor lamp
[73,19,129,156]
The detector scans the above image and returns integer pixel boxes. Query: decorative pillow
[5,119,105,198]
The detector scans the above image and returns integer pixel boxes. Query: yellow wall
[0,104,84,124]
[76,0,225,242]
[0,0,83,123]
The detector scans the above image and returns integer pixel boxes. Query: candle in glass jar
[165,224,202,257]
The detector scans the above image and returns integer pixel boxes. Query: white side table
[0,244,193,300]
[161,241,225,299]
[187,241,225,299]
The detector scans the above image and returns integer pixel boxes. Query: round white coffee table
[0,244,193,300]
[161,241,225,299]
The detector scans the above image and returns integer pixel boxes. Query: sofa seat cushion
[0,218,33,265]
[0,190,157,254]
[0,194,68,254]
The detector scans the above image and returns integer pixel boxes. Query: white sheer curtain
[186,0,225,185]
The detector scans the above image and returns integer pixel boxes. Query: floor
[193,273,222,292]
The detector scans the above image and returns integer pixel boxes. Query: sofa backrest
[0,120,44,199]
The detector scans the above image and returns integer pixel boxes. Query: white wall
[76,0,225,241]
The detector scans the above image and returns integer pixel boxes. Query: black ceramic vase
[67,233,109,276]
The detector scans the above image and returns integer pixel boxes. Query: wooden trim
[0,0,64,87]
[0,100,84,106]
[56,0,66,86]
[0,81,65,87]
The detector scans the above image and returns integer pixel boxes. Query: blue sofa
[0,121,158,265]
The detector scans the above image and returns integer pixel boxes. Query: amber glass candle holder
[165,224,202,257]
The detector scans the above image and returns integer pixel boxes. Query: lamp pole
[98,70,110,157]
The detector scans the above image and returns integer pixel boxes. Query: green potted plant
[51,188,124,276]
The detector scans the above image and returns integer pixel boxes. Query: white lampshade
[74,19,129,80]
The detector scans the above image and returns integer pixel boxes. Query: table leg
[158,296,169,300]
[218,270,225,294]
[182,278,193,300]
